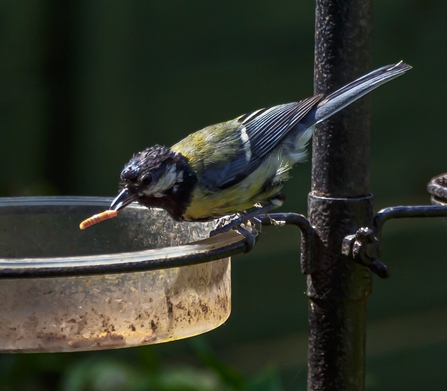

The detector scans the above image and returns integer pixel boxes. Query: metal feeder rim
[0,196,250,279]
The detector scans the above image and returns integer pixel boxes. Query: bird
[84,62,411,236]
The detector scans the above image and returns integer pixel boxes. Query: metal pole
[307,0,373,390]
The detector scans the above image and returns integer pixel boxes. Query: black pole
[307,0,373,390]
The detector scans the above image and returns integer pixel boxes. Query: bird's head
[110,145,196,219]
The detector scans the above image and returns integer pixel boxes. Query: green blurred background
[1,0,447,390]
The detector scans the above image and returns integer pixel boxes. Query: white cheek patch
[141,165,178,198]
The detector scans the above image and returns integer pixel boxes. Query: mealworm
[79,210,119,230]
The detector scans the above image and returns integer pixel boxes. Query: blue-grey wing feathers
[210,95,323,190]
[241,95,323,158]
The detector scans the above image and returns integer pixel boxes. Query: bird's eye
[141,174,153,186]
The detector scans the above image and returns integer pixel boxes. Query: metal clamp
[341,203,447,279]
[342,227,389,279]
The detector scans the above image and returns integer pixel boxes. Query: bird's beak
[110,188,139,211]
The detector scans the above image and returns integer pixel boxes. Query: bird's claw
[234,224,257,253]
[263,213,284,227]
[210,215,259,252]
[210,214,244,236]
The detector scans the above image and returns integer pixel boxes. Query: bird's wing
[198,94,323,191]
[238,94,322,159]
[172,94,323,192]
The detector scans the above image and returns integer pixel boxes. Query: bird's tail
[306,61,412,125]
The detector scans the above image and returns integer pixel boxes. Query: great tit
[108,62,411,228]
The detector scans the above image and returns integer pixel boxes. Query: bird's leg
[263,212,278,226]
[259,193,286,226]
[234,224,257,253]
[210,204,274,237]
[210,193,286,236]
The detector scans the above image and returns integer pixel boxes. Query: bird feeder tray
[0,197,247,353]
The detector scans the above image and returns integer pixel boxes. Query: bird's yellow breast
[181,148,293,221]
